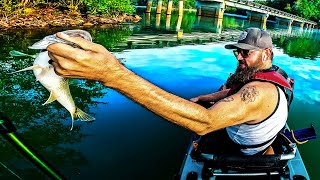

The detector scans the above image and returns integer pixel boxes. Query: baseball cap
[225,28,273,50]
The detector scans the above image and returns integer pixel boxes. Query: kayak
[177,125,315,180]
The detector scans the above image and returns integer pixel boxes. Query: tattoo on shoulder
[240,86,259,104]
[219,96,234,102]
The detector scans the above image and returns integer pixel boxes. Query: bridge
[196,0,317,33]
[144,0,318,34]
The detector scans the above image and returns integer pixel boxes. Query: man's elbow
[193,125,214,136]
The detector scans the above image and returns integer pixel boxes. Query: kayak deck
[178,135,310,180]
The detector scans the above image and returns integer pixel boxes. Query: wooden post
[146,12,151,27]
[261,14,269,30]
[146,0,153,13]
[176,15,183,31]
[216,7,225,34]
[305,24,309,33]
[299,22,304,33]
[156,13,161,28]
[156,0,162,14]
[167,0,173,15]
[196,6,202,16]
[247,11,268,30]
[176,15,183,39]
[178,0,184,16]
[287,19,293,34]
[166,15,171,30]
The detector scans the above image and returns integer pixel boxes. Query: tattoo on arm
[240,86,259,104]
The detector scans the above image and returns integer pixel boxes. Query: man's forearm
[198,89,230,102]
[104,66,212,134]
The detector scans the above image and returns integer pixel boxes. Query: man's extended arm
[47,33,279,135]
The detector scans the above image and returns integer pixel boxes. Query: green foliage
[83,0,135,15]
[0,0,136,17]
[265,0,296,12]
[284,3,292,13]
[183,0,196,9]
[0,0,13,14]
[223,16,245,30]
[263,0,320,21]
[151,0,196,9]
[293,0,320,21]
[225,7,237,14]
[0,0,21,18]
[59,0,84,12]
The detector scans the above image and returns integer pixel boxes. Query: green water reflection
[0,10,319,179]
[273,36,320,60]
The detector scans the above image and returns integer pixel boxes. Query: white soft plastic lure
[12,30,95,130]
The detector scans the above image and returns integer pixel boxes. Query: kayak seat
[190,133,295,179]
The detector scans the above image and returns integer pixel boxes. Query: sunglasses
[233,49,260,58]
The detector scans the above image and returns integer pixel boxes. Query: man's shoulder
[237,81,278,104]
[244,80,277,90]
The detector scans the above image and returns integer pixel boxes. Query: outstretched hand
[47,32,123,85]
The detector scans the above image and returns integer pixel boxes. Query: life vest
[226,65,294,108]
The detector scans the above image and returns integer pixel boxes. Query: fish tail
[69,108,95,131]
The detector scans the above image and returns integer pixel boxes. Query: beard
[227,58,265,86]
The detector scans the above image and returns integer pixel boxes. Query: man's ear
[265,48,272,61]
[262,50,267,62]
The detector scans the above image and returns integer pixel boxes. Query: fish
[11,30,95,130]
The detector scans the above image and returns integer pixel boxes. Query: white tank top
[226,86,288,155]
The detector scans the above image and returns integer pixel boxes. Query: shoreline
[0,8,141,30]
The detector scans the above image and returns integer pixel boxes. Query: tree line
[258,0,319,22]
[0,0,319,22]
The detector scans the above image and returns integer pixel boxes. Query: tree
[293,0,320,21]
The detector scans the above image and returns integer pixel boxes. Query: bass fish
[12,30,95,130]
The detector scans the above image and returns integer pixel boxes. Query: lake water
[0,9,319,179]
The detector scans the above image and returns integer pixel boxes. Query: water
[0,9,319,179]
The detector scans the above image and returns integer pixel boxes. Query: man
[47,27,292,155]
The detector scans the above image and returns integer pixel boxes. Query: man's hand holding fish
[48,32,125,84]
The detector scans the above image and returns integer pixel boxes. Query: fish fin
[10,65,41,74]
[9,50,37,58]
[69,108,95,131]
[70,113,75,131]
[42,91,57,105]
[74,107,95,122]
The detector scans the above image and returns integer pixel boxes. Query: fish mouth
[28,36,54,49]
[28,30,93,50]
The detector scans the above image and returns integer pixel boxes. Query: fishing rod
[0,113,65,180]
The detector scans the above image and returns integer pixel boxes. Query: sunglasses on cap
[233,49,260,58]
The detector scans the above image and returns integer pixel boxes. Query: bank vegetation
[0,0,318,29]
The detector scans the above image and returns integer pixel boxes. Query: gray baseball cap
[225,28,273,50]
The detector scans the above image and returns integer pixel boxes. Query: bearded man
[47,27,292,155]
[190,28,292,155]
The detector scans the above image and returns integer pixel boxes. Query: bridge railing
[198,0,317,25]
